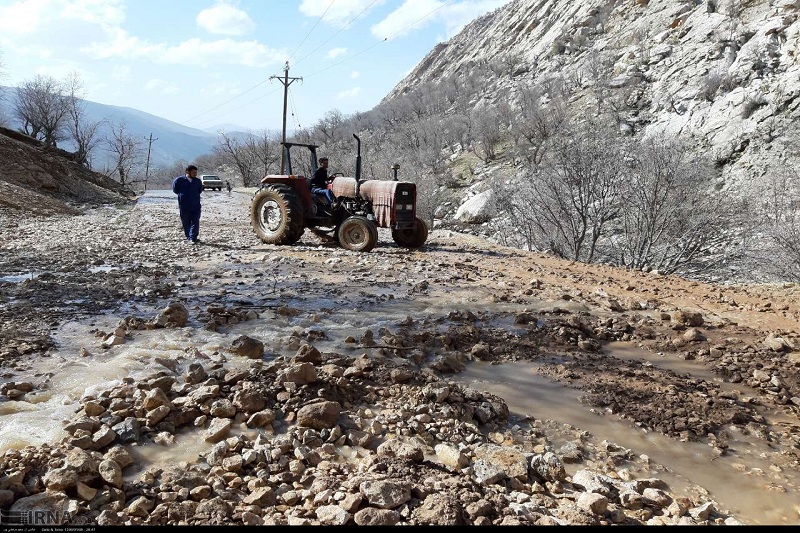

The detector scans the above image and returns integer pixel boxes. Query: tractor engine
[330,177,418,230]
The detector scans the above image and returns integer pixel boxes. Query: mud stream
[0,292,797,525]
[1,190,798,525]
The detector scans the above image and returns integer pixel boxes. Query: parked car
[200,175,223,191]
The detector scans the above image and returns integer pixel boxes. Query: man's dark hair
[318,158,328,163]
[186,165,198,171]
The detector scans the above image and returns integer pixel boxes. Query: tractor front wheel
[391,217,428,248]
[250,185,305,245]
[337,216,378,252]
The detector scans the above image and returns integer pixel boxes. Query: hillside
[388,0,800,194]
[0,127,131,217]
[0,128,134,218]
[0,86,252,174]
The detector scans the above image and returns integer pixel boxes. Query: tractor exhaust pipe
[354,133,362,198]
[353,134,362,181]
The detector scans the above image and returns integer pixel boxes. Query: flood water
[1,190,798,525]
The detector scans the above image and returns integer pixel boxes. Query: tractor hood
[331,177,416,227]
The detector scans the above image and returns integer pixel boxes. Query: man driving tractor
[309,157,335,210]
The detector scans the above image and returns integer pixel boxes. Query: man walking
[172,164,203,244]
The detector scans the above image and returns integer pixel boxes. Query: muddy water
[453,350,800,526]
[2,304,797,525]
[1,191,798,525]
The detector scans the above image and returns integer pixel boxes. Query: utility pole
[143,133,158,191]
[270,61,302,174]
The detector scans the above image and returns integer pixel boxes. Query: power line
[180,78,271,124]
[186,0,455,127]
[287,0,337,64]
[179,1,337,127]
[292,0,382,69]
[304,0,455,79]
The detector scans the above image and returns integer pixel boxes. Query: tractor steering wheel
[330,172,345,178]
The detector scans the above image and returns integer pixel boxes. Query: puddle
[88,265,121,274]
[453,359,800,525]
[2,283,798,525]
[136,190,175,205]
[0,272,42,283]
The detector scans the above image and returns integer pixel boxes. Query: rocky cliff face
[388,0,800,192]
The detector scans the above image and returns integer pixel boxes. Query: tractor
[249,134,428,252]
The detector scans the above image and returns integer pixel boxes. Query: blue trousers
[179,206,201,241]
[311,187,334,205]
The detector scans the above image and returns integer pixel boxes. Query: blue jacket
[172,175,203,210]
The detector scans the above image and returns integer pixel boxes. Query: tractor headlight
[405,204,413,210]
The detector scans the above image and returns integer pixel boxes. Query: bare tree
[216,132,261,187]
[0,50,8,127]
[103,121,143,189]
[63,72,102,167]
[493,119,627,261]
[756,166,800,280]
[511,85,566,164]
[13,74,70,147]
[314,109,346,143]
[441,114,471,154]
[471,104,506,162]
[611,135,747,275]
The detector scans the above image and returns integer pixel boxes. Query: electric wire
[187,0,456,127]
[291,0,382,69]
[304,0,455,79]
[182,1,336,126]
[287,0,337,64]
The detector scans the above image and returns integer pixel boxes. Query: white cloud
[350,71,360,79]
[0,0,124,35]
[82,33,287,69]
[336,86,361,100]
[110,65,132,82]
[440,0,510,40]
[326,47,347,60]
[144,79,179,95]
[372,0,510,40]
[197,1,255,36]
[0,0,50,35]
[0,0,124,71]
[371,0,441,40]
[299,0,386,27]
[62,0,125,27]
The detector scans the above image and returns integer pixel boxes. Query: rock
[297,401,341,429]
[230,335,264,359]
[154,302,189,328]
[316,504,351,526]
[98,459,122,488]
[359,480,411,509]
[377,438,425,463]
[354,507,401,526]
[672,311,703,327]
[204,418,232,443]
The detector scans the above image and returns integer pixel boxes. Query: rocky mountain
[388,0,800,192]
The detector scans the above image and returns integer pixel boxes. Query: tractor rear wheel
[392,217,428,248]
[337,216,378,252]
[250,185,305,245]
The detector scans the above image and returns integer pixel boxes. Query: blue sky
[0,0,510,133]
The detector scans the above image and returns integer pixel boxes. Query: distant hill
[0,86,252,173]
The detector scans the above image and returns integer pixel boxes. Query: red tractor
[249,134,428,252]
